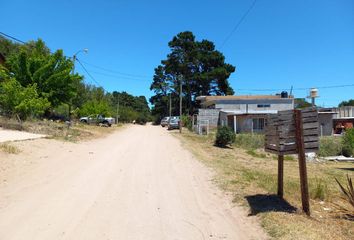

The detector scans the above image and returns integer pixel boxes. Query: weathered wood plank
[303,128,319,136]
[304,141,319,149]
[302,116,318,123]
[301,111,318,118]
[303,122,318,130]
[265,148,280,154]
[301,108,317,113]
[278,110,294,115]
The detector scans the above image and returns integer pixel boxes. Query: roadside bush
[136,114,148,125]
[234,133,264,150]
[342,128,354,157]
[181,115,192,131]
[310,179,328,201]
[318,136,342,157]
[215,126,235,147]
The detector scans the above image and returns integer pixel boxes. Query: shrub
[342,128,354,157]
[181,115,192,131]
[318,136,342,157]
[234,133,264,150]
[310,179,328,200]
[215,126,235,147]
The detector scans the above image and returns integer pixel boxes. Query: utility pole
[116,96,119,125]
[169,92,172,119]
[69,55,76,122]
[179,75,182,133]
[70,49,88,122]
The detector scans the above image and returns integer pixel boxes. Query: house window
[257,104,271,108]
[252,118,265,131]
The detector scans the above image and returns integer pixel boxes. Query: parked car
[168,117,180,130]
[80,114,114,127]
[160,117,170,127]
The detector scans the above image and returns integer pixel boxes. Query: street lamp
[69,48,88,121]
[72,48,88,74]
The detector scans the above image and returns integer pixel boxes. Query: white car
[80,114,114,127]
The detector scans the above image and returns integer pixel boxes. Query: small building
[332,106,354,134]
[195,94,294,133]
[317,109,337,136]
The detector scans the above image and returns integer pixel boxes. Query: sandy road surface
[0,128,46,143]
[0,125,266,240]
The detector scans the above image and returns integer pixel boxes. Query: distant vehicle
[160,117,170,127]
[80,114,114,127]
[167,117,180,130]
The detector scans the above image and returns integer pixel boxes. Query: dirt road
[0,125,266,240]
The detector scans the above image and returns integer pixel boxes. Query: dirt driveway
[0,125,266,240]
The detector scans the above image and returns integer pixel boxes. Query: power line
[220,0,258,48]
[80,60,150,79]
[87,69,150,81]
[234,83,354,92]
[76,58,104,88]
[0,31,27,44]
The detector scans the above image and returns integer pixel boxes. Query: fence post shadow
[245,194,297,216]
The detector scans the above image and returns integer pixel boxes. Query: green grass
[234,133,264,150]
[175,130,354,240]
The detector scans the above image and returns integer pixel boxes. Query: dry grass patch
[0,142,20,154]
[174,130,354,240]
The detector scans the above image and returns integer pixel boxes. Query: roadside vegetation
[0,116,119,142]
[175,129,354,240]
[0,36,151,125]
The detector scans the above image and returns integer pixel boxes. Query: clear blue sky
[1,0,353,107]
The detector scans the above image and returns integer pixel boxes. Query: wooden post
[277,154,284,198]
[294,110,310,215]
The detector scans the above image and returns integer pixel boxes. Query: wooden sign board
[265,108,319,155]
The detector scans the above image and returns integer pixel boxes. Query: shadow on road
[336,167,354,172]
[245,194,297,216]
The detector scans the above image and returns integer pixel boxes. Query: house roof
[196,95,291,102]
[220,110,278,115]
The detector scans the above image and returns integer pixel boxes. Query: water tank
[280,91,288,98]
[310,88,319,98]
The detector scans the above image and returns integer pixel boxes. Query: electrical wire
[75,58,104,88]
[2,31,353,94]
[220,0,258,48]
[79,60,150,79]
[234,83,354,92]
[87,70,150,81]
[0,31,27,44]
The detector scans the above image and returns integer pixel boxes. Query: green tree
[4,39,82,109]
[0,71,50,119]
[338,99,354,107]
[0,36,21,57]
[295,98,312,109]
[150,31,235,119]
